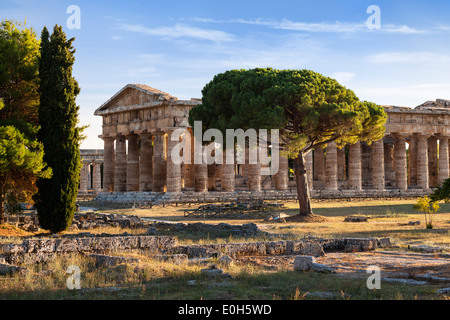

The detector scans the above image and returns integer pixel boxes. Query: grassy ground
[0,199,449,300]
[0,251,443,300]
[85,198,450,247]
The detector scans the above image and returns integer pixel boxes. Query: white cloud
[117,23,234,42]
[189,17,425,34]
[367,52,450,64]
[330,72,356,83]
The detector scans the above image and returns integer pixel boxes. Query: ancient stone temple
[78,149,104,194]
[91,84,450,201]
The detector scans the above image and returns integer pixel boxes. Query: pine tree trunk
[293,151,313,216]
[0,194,4,224]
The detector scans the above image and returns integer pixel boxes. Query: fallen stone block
[436,287,450,295]
[2,244,25,254]
[0,263,27,275]
[298,242,325,257]
[154,254,188,264]
[293,255,316,272]
[293,255,335,273]
[310,263,336,274]
[217,255,234,266]
[200,264,232,279]
[86,253,140,267]
[377,238,392,248]
[344,216,368,222]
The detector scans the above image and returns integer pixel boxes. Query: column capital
[414,132,430,139]
[392,132,409,140]
[100,135,116,141]
[436,133,450,140]
[139,131,153,138]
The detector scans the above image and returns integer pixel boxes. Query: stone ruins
[81,84,450,201]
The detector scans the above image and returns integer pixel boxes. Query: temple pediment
[94,84,181,115]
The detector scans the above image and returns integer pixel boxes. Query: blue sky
[2,0,450,148]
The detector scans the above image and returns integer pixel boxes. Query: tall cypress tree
[34,25,81,233]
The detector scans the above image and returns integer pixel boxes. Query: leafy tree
[33,25,82,233]
[0,19,40,125]
[0,101,51,222]
[430,177,450,203]
[189,68,387,220]
[413,196,439,229]
[0,20,51,221]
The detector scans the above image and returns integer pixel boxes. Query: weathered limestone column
[325,142,338,190]
[183,129,195,189]
[221,147,235,192]
[92,161,102,192]
[79,160,90,192]
[248,145,261,192]
[384,141,395,187]
[166,129,182,193]
[348,141,362,191]
[126,134,140,192]
[274,151,289,191]
[371,139,385,190]
[416,134,429,190]
[394,134,408,191]
[102,136,115,192]
[153,132,167,192]
[207,146,217,191]
[194,143,208,192]
[337,147,346,181]
[313,147,325,182]
[428,136,438,187]
[139,132,153,191]
[408,137,418,186]
[305,151,313,189]
[438,135,450,183]
[114,135,127,192]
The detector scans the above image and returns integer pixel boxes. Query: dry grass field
[0,198,449,300]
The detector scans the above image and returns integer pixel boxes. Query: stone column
[102,136,115,192]
[207,146,217,191]
[274,151,289,191]
[166,129,182,193]
[384,141,395,187]
[183,129,195,189]
[79,160,89,192]
[221,147,235,192]
[305,151,313,189]
[428,136,438,187]
[417,134,429,190]
[371,139,385,190]
[348,141,362,191]
[248,145,261,192]
[408,137,418,186]
[139,132,153,191]
[126,134,140,191]
[325,142,338,190]
[153,132,167,192]
[92,161,102,192]
[114,135,127,192]
[194,143,208,192]
[313,147,325,182]
[394,134,408,191]
[438,135,450,183]
[337,147,346,181]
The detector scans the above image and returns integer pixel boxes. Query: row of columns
[79,160,102,192]
[101,130,291,193]
[100,130,449,194]
[309,133,450,191]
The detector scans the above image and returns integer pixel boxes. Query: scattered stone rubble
[0,235,178,266]
[344,216,369,222]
